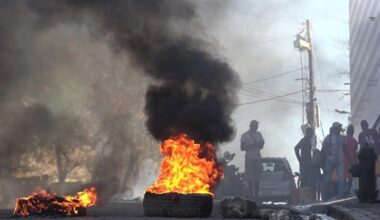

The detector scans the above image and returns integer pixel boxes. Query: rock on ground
[219,197,258,218]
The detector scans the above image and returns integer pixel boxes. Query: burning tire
[143,192,213,217]
[13,187,97,217]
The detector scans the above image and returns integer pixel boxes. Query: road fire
[146,133,223,195]
[14,187,97,217]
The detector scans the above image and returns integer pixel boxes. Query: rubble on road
[220,197,304,219]
[260,208,303,220]
[219,197,258,218]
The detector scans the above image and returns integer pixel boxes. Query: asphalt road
[0,200,253,220]
[0,199,341,219]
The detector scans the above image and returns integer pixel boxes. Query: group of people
[295,120,380,200]
[240,119,380,201]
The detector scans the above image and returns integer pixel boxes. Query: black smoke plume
[29,0,240,143]
[0,0,239,201]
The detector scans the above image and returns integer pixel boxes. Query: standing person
[311,149,323,201]
[344,125,358,195]
[320,127,332,200]
[358,120,380,153]
[294,127,313,187]
[241,120,264,200]
[321,122,346,199]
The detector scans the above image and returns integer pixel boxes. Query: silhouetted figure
[358,120,380,154]
[311,149,323,200]
[321,122,346,199]
[350,147,378,203]
[344,125,358,194]
[294,127,313,187]
[241,120,264,200]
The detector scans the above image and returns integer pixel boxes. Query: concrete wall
[349,0,380,129]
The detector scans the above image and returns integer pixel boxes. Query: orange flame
[14,187,97,217]
[146,133,223,195]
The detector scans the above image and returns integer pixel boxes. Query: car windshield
[261,161,286,172]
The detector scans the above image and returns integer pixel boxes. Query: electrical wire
[312,34,333,124]
[242,67,306,84]
[240,92,302,105]
[316,89,349,92]
[233,104,300,121]
[238,90,303,106]
[240,87,303,104]
[228,35,295,48]
[244,82,299,95]
[227,9,301,25]
[242,76,304,105]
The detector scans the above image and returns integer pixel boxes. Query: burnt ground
[0,200,320,220]
[0,200,257,220]
[1,199,338,219]
[2,195,358,219]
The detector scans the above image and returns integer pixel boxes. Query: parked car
[258,157,297,203]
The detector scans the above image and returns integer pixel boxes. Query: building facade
[350,0,380,129]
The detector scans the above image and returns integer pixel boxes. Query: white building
[350,0,380,129]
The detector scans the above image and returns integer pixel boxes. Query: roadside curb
[328,205,372,220]
[306,197,380,220]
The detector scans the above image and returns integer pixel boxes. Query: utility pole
[306,20,317,148]
[294,19,318,149]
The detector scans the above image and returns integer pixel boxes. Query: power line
[243,83,304,104]
[316,89,349,92]
[233,105,300,121]
[228,35,295,48]
[252,83,299,95]
[240,92,302,105]
[312,32,333,124]
[238,90,303,106]
[228,9,301,25]
[242,67,306,84]
[240,87,303,104]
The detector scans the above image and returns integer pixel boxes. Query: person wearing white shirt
[241,120,264,200]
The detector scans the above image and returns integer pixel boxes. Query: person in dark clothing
[344,125,358,194]
[358,120,380,154]
[311,149,323,200]
[294,127,313,187]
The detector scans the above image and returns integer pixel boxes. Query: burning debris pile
[146,133,222,195]
[144,134,222,217]
[0,0,239,212]
[14,187,97,217]
[25,0,241,217]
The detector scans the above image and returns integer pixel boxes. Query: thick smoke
[29,0,240,143]
[0,0,157,201]
[0,0,239,202]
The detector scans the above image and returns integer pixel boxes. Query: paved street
[0,200,341,220]
[0,200,252,220]
[305,197,380,220]
[328,202,380,220]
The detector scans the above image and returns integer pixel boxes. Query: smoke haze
[0,0,240,200]
[28,0,240,143]
[207,1,349,175]
[0,0,349,201]
[0,0,156,200]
